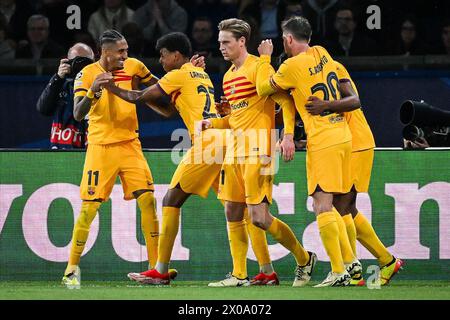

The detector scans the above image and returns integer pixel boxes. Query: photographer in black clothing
[36,43,94,149]
[401,100,450,149]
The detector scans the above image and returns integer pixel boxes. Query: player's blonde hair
[218,18,251,44]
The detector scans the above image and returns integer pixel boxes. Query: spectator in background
[0,12,14,58]
[133,0,187,46]
[257,0,280,40]
[301,0,340,44]
[73,31,98,57]
[88,0,134,42]
[0,0,35,43]
[16,14,65,59]
[183,0,238,32]
[36,0,76,48]
[121,22,147,58]
[435,19,450,55]
[124,0,147,10]
[350,0,399,53]
[388,16,429,56]
[240,0,284,56]
[279,0,303,21]
[326,6,377,56]
[191,16,220,57]
[36,42,94,149]
[236,13,260,55]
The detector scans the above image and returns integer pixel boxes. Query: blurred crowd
[0,0,449,60]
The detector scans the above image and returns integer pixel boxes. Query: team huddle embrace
[62,16,403,289]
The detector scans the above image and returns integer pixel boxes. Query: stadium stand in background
[0,0,449,149]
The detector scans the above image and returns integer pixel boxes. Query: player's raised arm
[256,40,278,97]
[256,39,296,98]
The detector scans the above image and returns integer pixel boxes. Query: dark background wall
[1,71,450,149]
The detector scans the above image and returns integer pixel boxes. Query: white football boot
[208,273,250,287]
[314,271,351,288]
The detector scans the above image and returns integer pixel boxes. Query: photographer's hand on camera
[403,137,430,149]
[57,59,71,79]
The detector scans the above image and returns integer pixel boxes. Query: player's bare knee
[250,215,269,230]
[348,204,358,217]
[133,189,150,199]
[333,203,346,215]
[314,202,333,215]
[225,208,240,222]
[163,186,190,208]
[225,203,245,222]
[162,192,174,207]
[250,214,261,227]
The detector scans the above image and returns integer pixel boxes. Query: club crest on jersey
[230,85,236,94]
[75,71,83,80]
[87,187,96,195]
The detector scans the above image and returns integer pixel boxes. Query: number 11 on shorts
[87,170,99,186]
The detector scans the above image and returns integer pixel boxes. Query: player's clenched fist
[190,54,206,69]
[91,72,114,92]
[195,119,212,137]
[258,39,273,56]
[215,96,231,117]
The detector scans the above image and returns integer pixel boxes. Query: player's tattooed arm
[107,85,143,103]
[139,76,159,88]
[106,82,175,118]
[73,72,114,121]
[73,96,93,121]
[144,100,177,118]
[105,80,150,104]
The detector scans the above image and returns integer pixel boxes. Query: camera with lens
[400,100,450,147]
[66,56,94,78]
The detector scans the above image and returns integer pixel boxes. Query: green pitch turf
[1,281,449,300]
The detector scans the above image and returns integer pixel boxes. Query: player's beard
[107,56,125,71]
[115,59,125,70]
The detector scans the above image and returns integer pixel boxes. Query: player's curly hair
[281,16,312,42]
[155,32,192,58]
[218,18,251,44]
